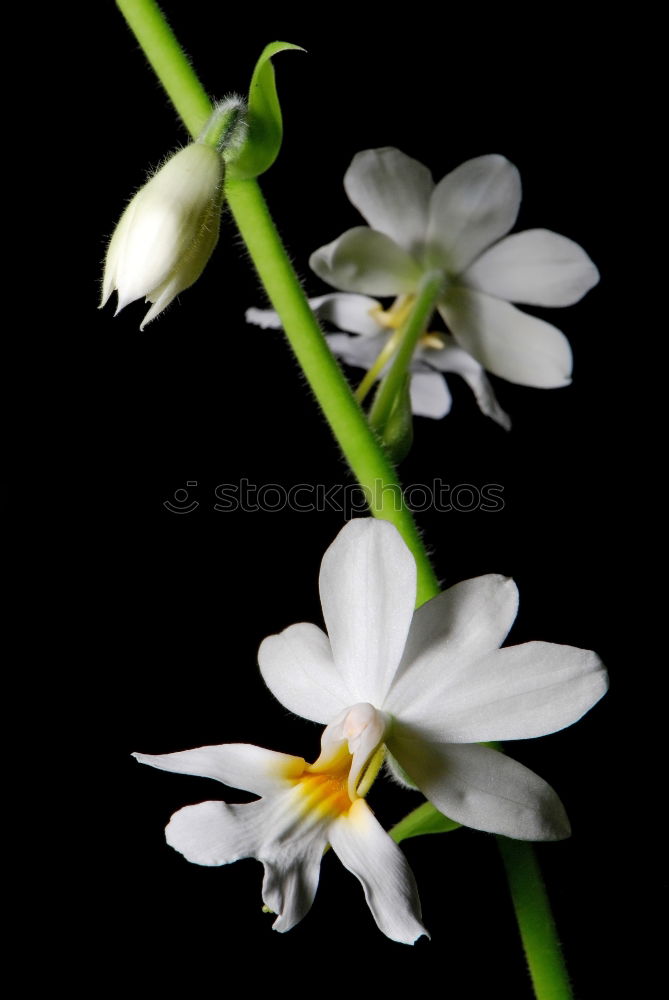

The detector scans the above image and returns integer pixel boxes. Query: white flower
[134,711,427,944]
[307,148,599,389]
[258,519,607,842]
[135,520,607,943]
[247,292,511,427]
[100,142,224,330]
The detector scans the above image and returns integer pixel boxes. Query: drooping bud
[100,141,225,330]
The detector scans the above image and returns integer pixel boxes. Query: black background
[72,2,639,994]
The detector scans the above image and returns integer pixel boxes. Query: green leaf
[389,801,462,843]
[229,41,304,180]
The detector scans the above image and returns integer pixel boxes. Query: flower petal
[343,148,434,256]
[422,338,511,429]
[319,519,417,706]
[167,797,325,933]
[261,842,324,933]
[166,799,266,866]
[464,229,600,307]
[409,371,452,418]
[439,288,573,387]
[326,332,387,371]
[310,227,422,295]
[402,641,608,743]
[426,155,521,273]
[133,743,305,794]
[258,623,354,724]
[247,292,384,338]
[389,736,570,840]
[384,575,518,717]
[329,799,428,943]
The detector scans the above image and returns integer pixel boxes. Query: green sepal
[228,41,304,180]
[389,801,462,843]
[380,372,414,463]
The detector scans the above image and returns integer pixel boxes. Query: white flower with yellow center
[100,142,224,330]
[135,519,607,942]
[134,703,426,944]
[247,291,511,426]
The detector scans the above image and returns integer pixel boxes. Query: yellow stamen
[420,332,445,350]
[370,294,415,330]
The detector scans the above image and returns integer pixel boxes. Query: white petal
[390,737,570,840]
[344,148,434,256]
[133,743,305,794]
[319,519,417,706]
[167,792,329,932]
[405,641,608,743]
[464,228,600,306]
[166,799,267,866]
[329,799,428,943]
[327,332,394,372]
[261,842,324,933]
[426,155,521,273]
[247,293,384,338]
[310,293,385,336]
[258,623,353,724]
[385,575,518,718]
[409,371,452,418]
[309,227,422,295]
[421,339,511,429]
[440,288,573,387]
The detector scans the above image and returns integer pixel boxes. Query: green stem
[225,177,439,606]
[368,271,444,433]
[497,839,573,999]
[354,327,402,404]
[113,6,575,997]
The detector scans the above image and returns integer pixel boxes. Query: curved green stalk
[368,271,444,433]
[113,4,574,997]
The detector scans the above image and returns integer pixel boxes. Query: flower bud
[100,142,225,330]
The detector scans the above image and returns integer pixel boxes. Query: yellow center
[294,746,354,820]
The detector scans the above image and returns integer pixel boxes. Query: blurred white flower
[307,148,599,388]
[101,142,224,330]
[247,292,511,427]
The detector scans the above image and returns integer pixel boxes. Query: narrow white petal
[344,148,434,255]
[319,519,417,706]
[247,293,384,338]
[409,371,452,418]
[330,799,428,943]
[426,155,521,273]
[258,623,353,724]
[385,575,518,717]
[261,843,324,933]
[133,743,305,794]
[440,288,573,387]
[404,641,608,743]
[464,228,600,306]
[310,227,422,296]
[166,799,267,866]
[390,736,571,840]
[422,340,511,429]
